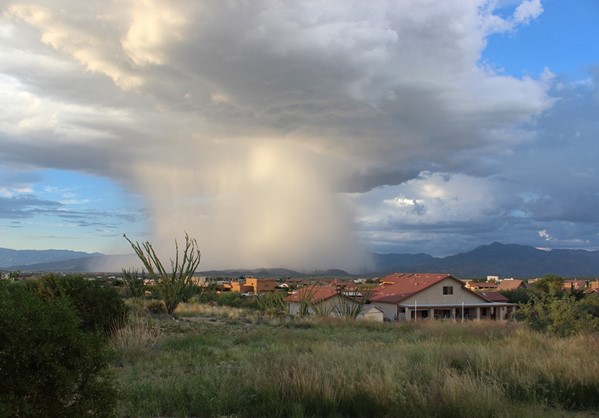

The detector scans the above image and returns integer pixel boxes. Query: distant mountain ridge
[3,242,599,278]
[0,247,101,269]
[371,242,599,277]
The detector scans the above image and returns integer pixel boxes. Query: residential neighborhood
[277,272,518,322]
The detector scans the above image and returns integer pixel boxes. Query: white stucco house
[370,273,516,321]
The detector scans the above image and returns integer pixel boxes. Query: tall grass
[110,314,162,362]
[113,312,599,417]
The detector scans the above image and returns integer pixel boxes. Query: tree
[30,274,129,338]
[533,274,565,297]
[516,292,599,336]
[0,282,117,416]
[124,233,201,315]
[499,287,531,304]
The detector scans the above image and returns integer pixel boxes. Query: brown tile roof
[479,291,510,302]
[370,273,456,304]
[496,280,525,291]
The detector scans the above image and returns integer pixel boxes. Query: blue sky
[484,0,599,78]
[0,0,598,270]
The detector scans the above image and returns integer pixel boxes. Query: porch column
[475,306,481,320]
[450,307,456,321]
[405,307,411,321]
[429,308,435,320]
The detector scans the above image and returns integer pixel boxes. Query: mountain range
[2,242,599,278]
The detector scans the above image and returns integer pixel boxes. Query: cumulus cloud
[514,0,544,25]
[3,0,584,267]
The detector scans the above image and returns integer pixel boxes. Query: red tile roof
[379,272,454,285]
[370,273,456,304]
[283,286,339,304]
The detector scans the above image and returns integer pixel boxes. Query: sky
[0,0,598,271]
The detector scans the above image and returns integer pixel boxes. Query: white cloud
[514,0,543,25]
[3,0,585,265]
[6,3,143,90]
[121,0,187,67]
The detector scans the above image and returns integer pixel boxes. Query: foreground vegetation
[3,270,599,417]
[113,303,599,418]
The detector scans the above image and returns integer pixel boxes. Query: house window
[443,286,453,295]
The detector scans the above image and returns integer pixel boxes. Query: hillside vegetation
[113,302,599,417]
[3,273,599,417]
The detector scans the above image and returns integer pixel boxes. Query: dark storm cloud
[4,0,597,264]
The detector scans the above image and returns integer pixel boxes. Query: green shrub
[31,274,129,337]
[516,293,598,336]
[0,282,117,417]
[216,291,259,309]
[255,292,287,315]
[121,268,146,298]
[145,299,168,314]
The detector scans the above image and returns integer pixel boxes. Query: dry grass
[110,314,162,361]
[113,307,599,417]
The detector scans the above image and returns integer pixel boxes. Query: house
[245,277,276,294]
[356,304,384,322]
[496,279,526,291]
[479,292,510,303]
[369,273,515,321]
[227,277,276,294]
[466,281,498,292]
[562,279,589,291]
[283,286,368,318]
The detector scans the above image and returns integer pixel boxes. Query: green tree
[500,287,532,304]
[578,292,599,321]
[516,292,598,336]
[124,233,201,315]
[0,282,117,417]
[533,274,565,297]
[31,274,128,338]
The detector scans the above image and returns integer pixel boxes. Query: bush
[0,282,117,417]
[121,268,146,298]
[516,292,599,336]
[31,274,129,337]
[145,299,167,314]
[217,291,259,309]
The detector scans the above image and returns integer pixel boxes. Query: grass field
[111,303,599,417]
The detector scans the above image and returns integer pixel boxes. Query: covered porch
[396,302,515,321]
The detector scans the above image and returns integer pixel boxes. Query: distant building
[227,277,276,294]
[562,279,589,291]
[496,279,526,292]
[465,281,498,292]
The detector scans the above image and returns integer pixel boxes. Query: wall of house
[374,302,398,321]
[357,307,384,322]
[246,277,276,293]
